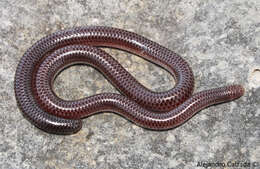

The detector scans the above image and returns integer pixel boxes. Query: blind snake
[14,26,244,134]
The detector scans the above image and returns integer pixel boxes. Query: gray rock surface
[0,0,259,168]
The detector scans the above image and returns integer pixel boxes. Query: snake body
[14,26,244,134]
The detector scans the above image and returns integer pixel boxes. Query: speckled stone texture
[0,0,259,168]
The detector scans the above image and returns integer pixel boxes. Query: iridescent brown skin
[14,26,244,134]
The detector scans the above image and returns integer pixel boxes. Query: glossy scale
[14,26,244,134]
